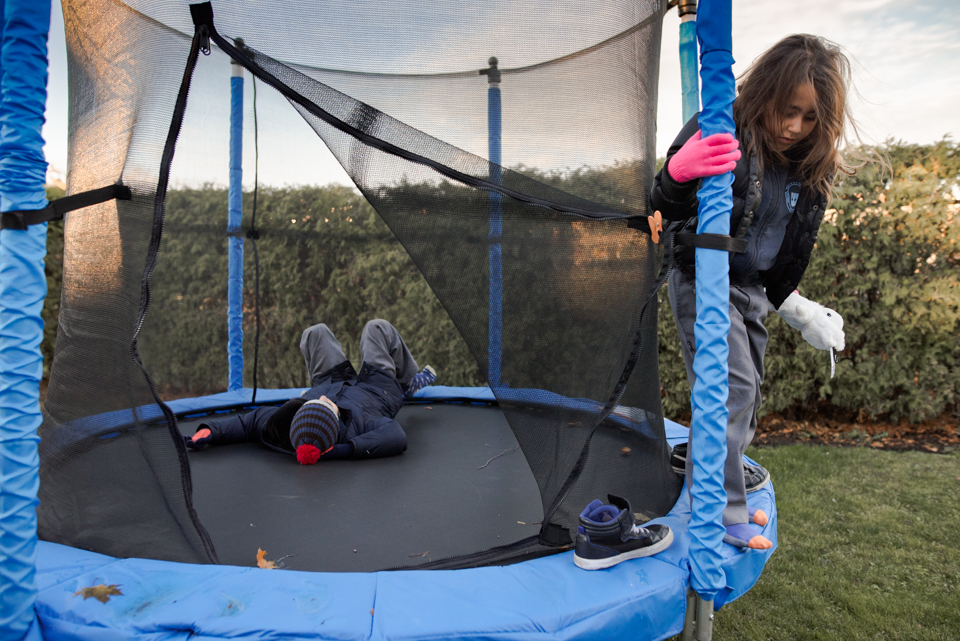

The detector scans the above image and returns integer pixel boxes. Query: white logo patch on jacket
[785,181,802,214]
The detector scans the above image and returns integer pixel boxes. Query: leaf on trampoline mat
[74,584,122,603]
[256,548,277,569]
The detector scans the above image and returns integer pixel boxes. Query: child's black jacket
[649,114,830,309]
[193,362,408,460]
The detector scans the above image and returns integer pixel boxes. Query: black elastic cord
[675,232,748,253]
[1,184,131,230]
[129,13,220,565]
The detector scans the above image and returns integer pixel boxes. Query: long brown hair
[734,34,865,197]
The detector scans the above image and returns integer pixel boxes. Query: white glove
[776,291,845,351]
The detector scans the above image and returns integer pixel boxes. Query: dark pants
[299,320,420,387]
[668,270,770,526]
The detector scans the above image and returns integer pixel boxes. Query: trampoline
[1,0,777,639]
[30,387,778,639]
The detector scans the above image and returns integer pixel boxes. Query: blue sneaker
[573,495,673,570]
[403,365,436,399]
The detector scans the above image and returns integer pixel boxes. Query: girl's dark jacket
[188,362,407,460]
[649,114,829,310]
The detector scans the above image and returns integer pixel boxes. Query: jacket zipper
[740,169,784,276]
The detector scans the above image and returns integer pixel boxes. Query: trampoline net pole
[486,56,502,388]
[227,55,244,391]
[678,1,699,122]
[687,0,734,601]
[0,0,51,636]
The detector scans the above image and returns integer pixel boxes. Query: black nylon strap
[1,184,132,230]
[675,232,747,253]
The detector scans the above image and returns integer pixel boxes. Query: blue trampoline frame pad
[33,387,776,640]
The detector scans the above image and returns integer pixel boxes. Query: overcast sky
[41,0,957,185]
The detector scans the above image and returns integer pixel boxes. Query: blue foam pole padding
[227,73,244,391]
[0,0,51,636]
[488,83,503,387]
[679,19,699,122]
[687,0,737,601]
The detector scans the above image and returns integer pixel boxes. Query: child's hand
[776,291,845,351]
[667,130,741,184]
[185,427,212,450]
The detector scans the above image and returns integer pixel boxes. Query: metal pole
[227,44,244,391]
[678,0,700,121]
[696,593,715,641]
[680,588,716,641]
[0,0,50,637]
[484,57,502,388]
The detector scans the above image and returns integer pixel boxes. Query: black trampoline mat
[182,403,543,572]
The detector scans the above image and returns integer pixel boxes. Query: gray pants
[668,270,770,526]
[299,320,420,387]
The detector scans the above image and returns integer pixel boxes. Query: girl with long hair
[651,34,871,549]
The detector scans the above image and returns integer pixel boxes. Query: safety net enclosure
[39,0,685,572]
[0,0,784,637]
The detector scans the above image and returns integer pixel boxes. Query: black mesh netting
[39,0,681,570]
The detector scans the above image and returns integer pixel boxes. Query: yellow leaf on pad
[257,548,277,569]
[74,584,122,603]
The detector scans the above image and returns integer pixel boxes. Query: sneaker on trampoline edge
[573,494,673,570]
[403,365,437,399]
[669,441,687,475]
[744,463,770,493]
[669,442,771,493]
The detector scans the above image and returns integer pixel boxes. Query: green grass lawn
[701,445,960,641]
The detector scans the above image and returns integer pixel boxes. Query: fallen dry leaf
[74,584,122,603]
[257,548,276,569]
[370,608,375,615]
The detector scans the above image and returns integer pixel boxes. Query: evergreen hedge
[42,140,958,422]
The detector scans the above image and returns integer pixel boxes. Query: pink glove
[667,130,741,184]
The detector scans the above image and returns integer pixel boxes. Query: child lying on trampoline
[185,319,436,464]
